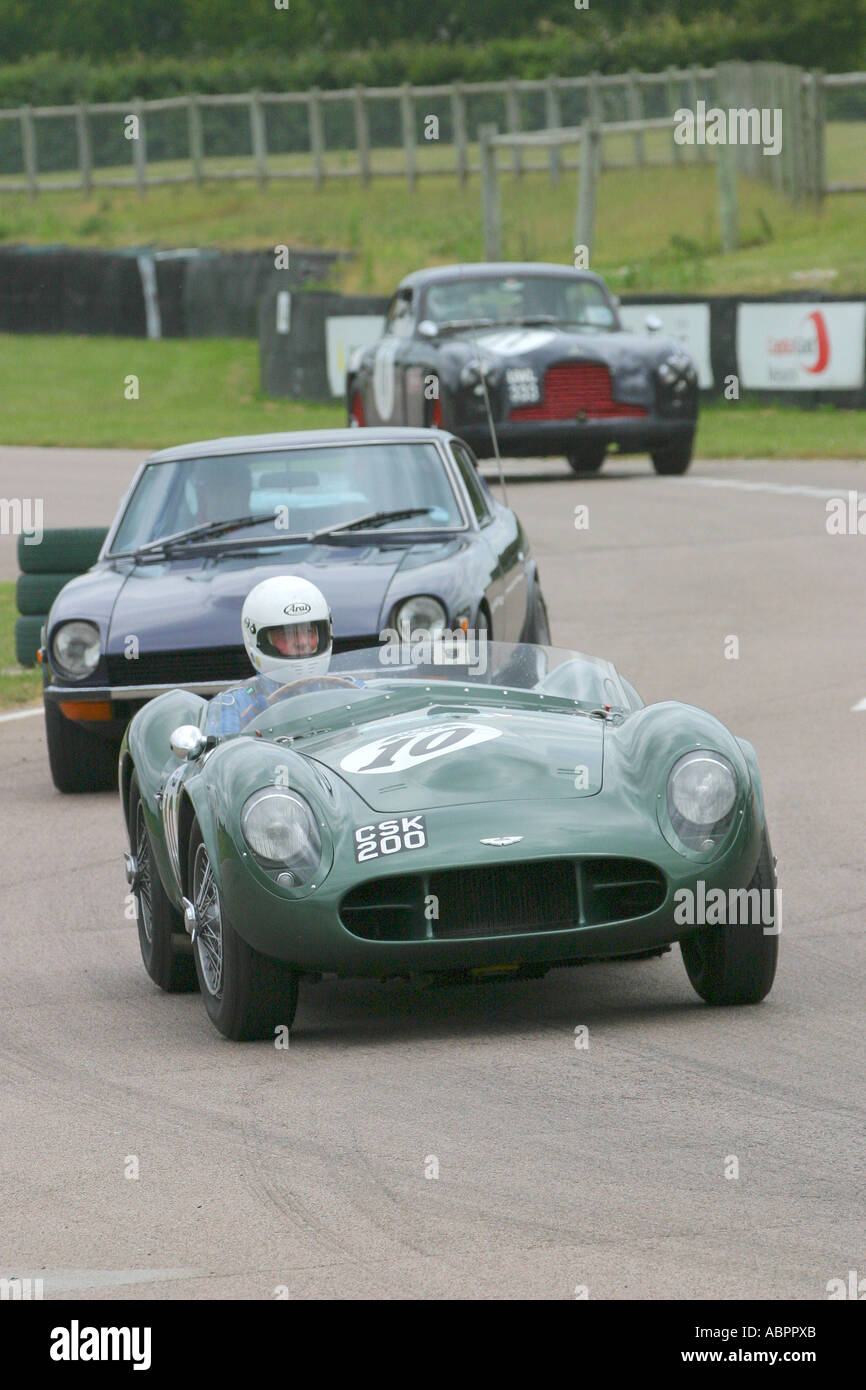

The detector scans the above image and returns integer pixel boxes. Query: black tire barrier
[15,615,44,668]
[16,572,79,617]
[17,527,108,575]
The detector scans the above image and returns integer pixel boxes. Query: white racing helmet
[241,576,333,679]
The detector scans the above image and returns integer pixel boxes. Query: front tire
[680,827,779,1005]
[188,821,299,1041]
[521,585,551,645]
[128,770,197,992]
[651,436,693,475]
[566,445,606,476]
[45,698,119,793]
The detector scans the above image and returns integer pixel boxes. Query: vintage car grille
[509,362,648,421]
[106,635,382,687]
[340,858,666,942]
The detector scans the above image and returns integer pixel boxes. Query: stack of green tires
[15,528,109,666]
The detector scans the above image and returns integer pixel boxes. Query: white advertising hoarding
[325,315,386,397]
[736,302,866,390]
[619,302,713,388]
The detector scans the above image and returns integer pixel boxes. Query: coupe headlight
[667,751,738,850]
[51,620,101,679]
[241,788,321,884]
[392,595,448,636]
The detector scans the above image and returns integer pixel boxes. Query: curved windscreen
[249,643,638,724]
[422,274,620,332]
[110,442,464,553]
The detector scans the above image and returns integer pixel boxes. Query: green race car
[119,641,779,1040]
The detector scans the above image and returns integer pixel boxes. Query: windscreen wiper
[311,508,434,540]
[131,513,283,557]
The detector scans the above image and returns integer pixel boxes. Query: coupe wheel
[45,699,119,794]
[680,827,779,1005]
[128,771,197,992]
[521,586,551,645]
[651,437,693,475]
[188,820,299,1041]
[566,446,606,476]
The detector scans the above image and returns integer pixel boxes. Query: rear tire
[680,827,779,1005]
[567,446,606,475]
[651,437,693,475]
[188,820,299,1041]
[44,698,119,793]
[129,771,197,993]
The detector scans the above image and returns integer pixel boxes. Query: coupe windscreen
[110,443,464,553]
[422,275,619,331]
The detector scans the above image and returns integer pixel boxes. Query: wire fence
[0,65,862,196]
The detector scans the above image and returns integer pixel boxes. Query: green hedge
[0,13,862,111]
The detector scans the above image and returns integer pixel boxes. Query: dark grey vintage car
[40,427,549,793]
[346,262,698,475]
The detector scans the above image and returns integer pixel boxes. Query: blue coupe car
[41,427,549,792]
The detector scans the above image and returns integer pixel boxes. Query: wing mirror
[170,724,207,761]
[645,313,663,334]
[417,319,439,339]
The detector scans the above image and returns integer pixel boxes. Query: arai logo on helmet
[284,602,311,615]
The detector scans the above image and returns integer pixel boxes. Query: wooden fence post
[811,69,826,201]
[545,77,561,185]
[480,124,502,261]
[451,82,468,184]
[626,71,645,165]
[506,80,522,176]
[400,84,417,189]
[309,88,325,186]
[666,67,683,164]
[75,104,92,195]
[188,95,204,185]
[575,121,600,262]
[354,86,371,184]
[131,99,147,195]
[250,91,268,186]
[20,106,38,198]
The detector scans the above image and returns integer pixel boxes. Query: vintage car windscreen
[244,644,634,739]
[422,275,620,331]
[110,443,464,552]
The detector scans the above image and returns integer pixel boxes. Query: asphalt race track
[1,448,864,1300]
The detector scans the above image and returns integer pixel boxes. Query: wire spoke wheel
[193,842,224,1000]
[135,801,153,943]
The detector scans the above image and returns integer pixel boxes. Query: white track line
[672,477,866,501]
[0,705,41,723]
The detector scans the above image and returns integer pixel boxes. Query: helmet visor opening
[257,618,331,661]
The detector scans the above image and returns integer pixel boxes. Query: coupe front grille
[340,858,666,942]
[509,362,648,422]
[106,635,383,688]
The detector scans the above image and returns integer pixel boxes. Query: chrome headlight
[460,358,501,395]
[667,751,738,851]
[51,620,101,679]
[392,595,447,636]
[241,788,321,885]
[658,354,696,386]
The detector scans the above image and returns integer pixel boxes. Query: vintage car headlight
[667,751,737,850]
[460,359,501,395]
[505,366,541,405]
[658,354,696,388]
[392,595,447,635]
[51,620,101,679]
[241,788,322,884]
